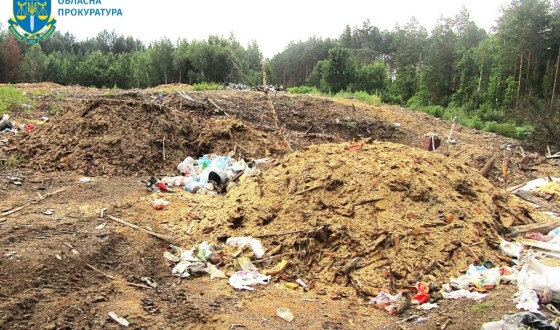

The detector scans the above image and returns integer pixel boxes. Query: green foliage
[323,46,356,93]
[0,155,26,169]
[287,86,318,94]
[192,82,225,91]
[0,86,28,114]
[472,301,494,314]
[336,91,381,106]
[49,104,63,115]
[352,61,389,94]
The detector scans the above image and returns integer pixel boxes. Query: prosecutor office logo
[8,0,57,44]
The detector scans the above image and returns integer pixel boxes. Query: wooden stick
[208,98,230,117]
[126,282,153,289]
[294,185,323,196]
[305,124,314,135]
[507,183,526,192]
[447,116,457,142]
[480,156,497,178]
[1,188,66,216]
[107,215,175,242]
[508,220,560,238]
[255,227,323,239]
[441,318,451,330]
[162,136,166,161]
[87,263,116,280]
[520,239,560,253]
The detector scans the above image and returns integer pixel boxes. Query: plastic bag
[229,271,271,291]
[442,289,488,300]
[207,264,227,280]
[369,292,404,314]
[500,239,523,259]
[226,237,266,259]
[518,256,560,304]
[152,199,169,210]
[502,312,559,330]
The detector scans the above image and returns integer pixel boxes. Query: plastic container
[177,156,195,175]
[277,307,294,322]
[549,226,560,237]
[198,156,211,170]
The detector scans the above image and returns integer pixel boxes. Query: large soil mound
[14,99,284,175]
[188,142,546,293]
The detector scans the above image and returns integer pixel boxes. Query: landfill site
[1,83,560,330]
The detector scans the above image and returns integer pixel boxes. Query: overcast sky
[2,0,508,57]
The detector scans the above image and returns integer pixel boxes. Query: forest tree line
[0,0,559,146]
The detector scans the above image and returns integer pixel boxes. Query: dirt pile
[13,99,285,175]
[188,142,548,293]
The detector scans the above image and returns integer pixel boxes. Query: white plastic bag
[500,239,523,259]
[229,271,271,291]
[226,237,266,259]
[442,289,488,300]
[518,256,560,303]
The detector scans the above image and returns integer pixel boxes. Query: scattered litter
[442,289,488,300]
[142,176,174,193]
[208,264,227,279]
[345,144,363,151]
[43,209,54,215]
[0,114,12,131]
[414,316,432,324]
[163,251,181,263]
[152,199,169,210]
[226,237,265,259]
[54,254,62,260]
[108,311,130,327]
[418,303,439,310]
[411,281,430,304]
[234,257,257,271]
[229,271,271,291]
[284,282,299,290]
[276,307,294,322]
[96,222,107,230]
[141,277,158,288]
[369,292,408,315]
[449,264,517,291]
[262,259,289,276]
[483,312,559,330]
[296,279,307,288]
[500,238,523,259]
[517,256,560,312]
[4,251,16,258]
[80,177,92,183]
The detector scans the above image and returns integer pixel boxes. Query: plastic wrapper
[229,271,271,291]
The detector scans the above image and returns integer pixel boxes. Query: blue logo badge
[8,0,57,44]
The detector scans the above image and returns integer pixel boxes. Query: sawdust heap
[192,142,543,293]
[14,99,283,175]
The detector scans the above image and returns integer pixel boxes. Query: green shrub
[287,86,318,94]
[192,82,224,91]
[0,86,29,114]
[352,91,381,106]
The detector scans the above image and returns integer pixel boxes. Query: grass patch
[288,86,381,106]
[288,86,319,94]
[28,89,51,96]
[472,301,494,314]
[0,86,29,114]
[336,91,381,106]
[49,104,63,115]
[0,155,26,169]
[192,82,224,91]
